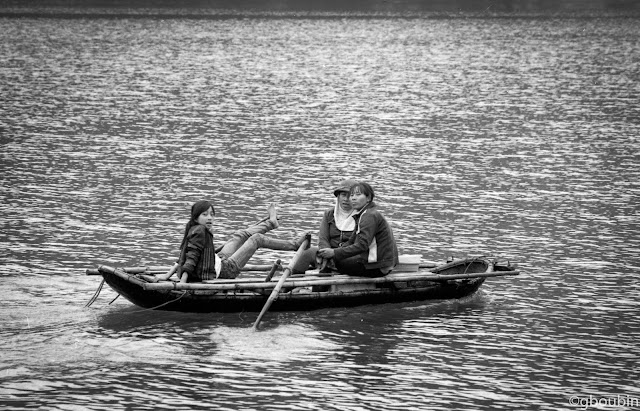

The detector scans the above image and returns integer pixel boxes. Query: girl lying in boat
[157,201,310,283]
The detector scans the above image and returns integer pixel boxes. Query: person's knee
[248,233,264,247]
[291,247,318,274]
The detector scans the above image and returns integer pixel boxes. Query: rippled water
[1,5,639,410]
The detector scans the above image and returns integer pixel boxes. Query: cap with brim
[333,179,358,197]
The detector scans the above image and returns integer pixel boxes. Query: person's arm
[181,225,207,281]
[317,209,332,249]
[333,213,376,261]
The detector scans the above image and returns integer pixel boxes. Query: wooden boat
[86,257,519,313]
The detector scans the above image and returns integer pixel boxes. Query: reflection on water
[1,7,639,411]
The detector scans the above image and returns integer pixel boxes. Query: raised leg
[217,220,277,257]
[218,203,280,257]
[225,232,308,271]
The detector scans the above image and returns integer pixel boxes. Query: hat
[333,179,357,197]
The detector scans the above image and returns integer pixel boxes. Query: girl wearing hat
[158,201,308,282]
[282,179,358,275]
[317,182,398,277]
[315,179,358,272]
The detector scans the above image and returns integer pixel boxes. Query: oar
[264,259,281,282]
[252,235,310,330]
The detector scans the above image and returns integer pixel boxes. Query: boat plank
[141,270,519,291]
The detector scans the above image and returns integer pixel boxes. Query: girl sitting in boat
[287,179,358,276]
[158,201,309,282]
[315,179,357,272]
[317,182,398,277]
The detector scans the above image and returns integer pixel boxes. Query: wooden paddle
[264,259,281,282]
[252,235,310,330]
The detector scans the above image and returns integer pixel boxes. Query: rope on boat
[85,278,105,307]
[466,256,485,275]
[440,256,488,283]
[85,278,120,307]
[86,267,186,311]
[128,291,188,313]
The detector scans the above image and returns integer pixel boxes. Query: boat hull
[99,258,496,313]
[103,272,486,313]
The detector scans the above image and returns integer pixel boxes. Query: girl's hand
[317,248,335,259]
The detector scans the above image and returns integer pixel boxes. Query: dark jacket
[333,202,398,270]
[318,208,354,249]
[179,224,217,282]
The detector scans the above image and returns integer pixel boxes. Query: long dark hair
[179,200,215,251]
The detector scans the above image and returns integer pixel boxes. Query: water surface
[1,6,639,410]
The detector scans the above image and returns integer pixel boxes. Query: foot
[318,258,329,272]
[267,203,279,229]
